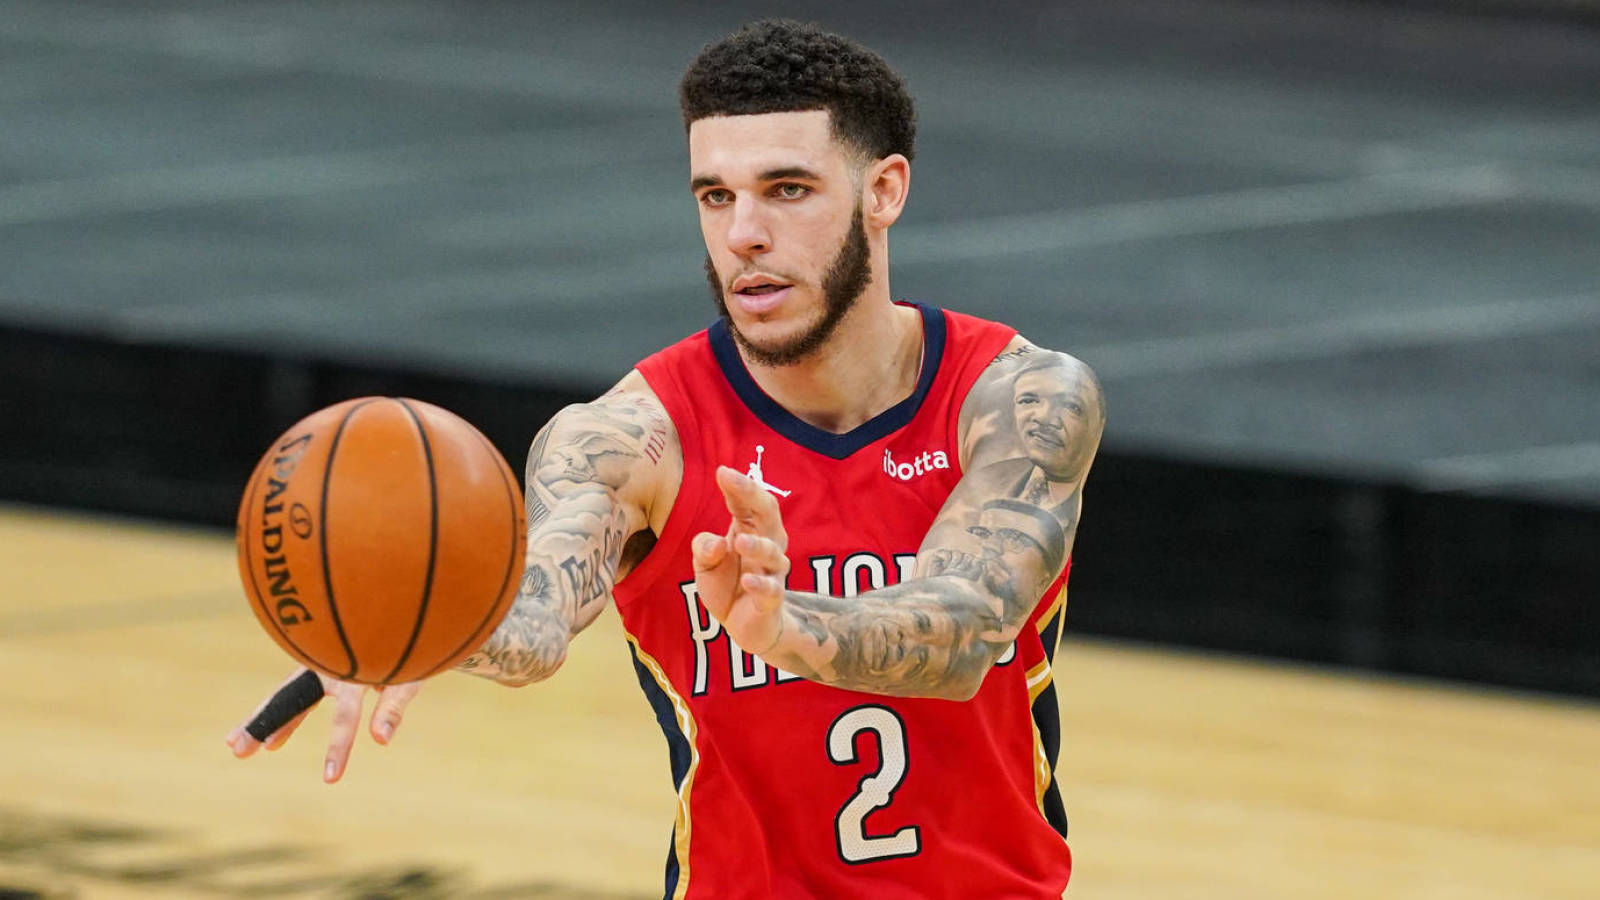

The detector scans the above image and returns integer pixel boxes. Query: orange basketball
[235,397,524,685]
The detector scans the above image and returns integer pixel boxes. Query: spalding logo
[258,433,315,626]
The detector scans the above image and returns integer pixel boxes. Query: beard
[706,206,871,367]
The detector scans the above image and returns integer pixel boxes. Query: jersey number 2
[827,705,922,864]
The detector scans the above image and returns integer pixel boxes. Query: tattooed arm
[456,371,680,687]
[694,338,1103,701]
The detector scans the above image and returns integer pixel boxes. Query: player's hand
[693,465,791,658]
[224,667,422,783]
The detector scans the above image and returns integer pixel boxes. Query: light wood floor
[2,503,1597,898]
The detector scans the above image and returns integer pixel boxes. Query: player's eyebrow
[758,166,822,182]
[690,166,824,193]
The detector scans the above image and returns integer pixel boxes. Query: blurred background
[1,0,1598,897]
[6,0,1597,693]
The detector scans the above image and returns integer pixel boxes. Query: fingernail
[324,761,337,781]
[378,722,394,742]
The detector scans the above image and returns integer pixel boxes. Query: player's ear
[865,153,910,229]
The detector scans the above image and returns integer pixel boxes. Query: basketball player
[227,20,1104,898]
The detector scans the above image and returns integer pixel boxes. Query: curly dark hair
[679,19,916,162]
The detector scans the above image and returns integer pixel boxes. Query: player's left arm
[693,338,1105,701]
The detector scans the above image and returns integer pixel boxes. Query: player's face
[1012,368,1093,480]
[690,110,871,366]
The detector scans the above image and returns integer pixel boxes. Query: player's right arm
[455,374,678,685]
[226,372,679,777]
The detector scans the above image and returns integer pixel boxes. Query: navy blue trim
[1040,606,1065,663]
[707,303,947,460]
[661,832,681,900]
[1032,680,1070,839]
[628,642,691,899]
[1033,605,1070,839]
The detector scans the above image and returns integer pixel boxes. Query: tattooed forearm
[458,388,673,686]
[456,565,568,686]
[765,577,1012,700]
[762,344,1103,701]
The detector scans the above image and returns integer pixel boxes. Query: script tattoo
[456,390,672,686]
[769,341,1104,700]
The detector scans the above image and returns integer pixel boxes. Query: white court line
[1082,292,1600,379]
[1499,163,1600,210]
[0,119,672,226]
[1414,443,1600,490]
[8,0,1591,199]
[113,246,698,330]
[113,172,1575,332]
[893,165,1516,265]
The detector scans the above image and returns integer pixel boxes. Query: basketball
[235,397,525,685]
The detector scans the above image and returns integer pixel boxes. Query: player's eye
[774,183,810,200]
[699,188,732,207]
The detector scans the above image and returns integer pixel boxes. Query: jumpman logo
[745,445,791,498]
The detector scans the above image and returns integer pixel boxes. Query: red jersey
[615,303,1072,899]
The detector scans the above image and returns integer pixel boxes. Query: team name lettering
[257,433,314,627]
[685,550,918,696]
[882,449,949,482]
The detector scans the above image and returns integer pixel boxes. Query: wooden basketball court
[2,502,1596,898]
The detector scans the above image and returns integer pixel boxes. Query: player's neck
[740,296,923,435]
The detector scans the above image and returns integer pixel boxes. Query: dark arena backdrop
[3,0,1598,698]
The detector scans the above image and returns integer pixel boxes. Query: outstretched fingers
[226,667,326,758]
[733,533,788,578]
[262,707,314,751]
[738,571,786,614]
[322,682,368,783]
[369,681,422,745]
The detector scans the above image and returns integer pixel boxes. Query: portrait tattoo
[761,345,1103,700]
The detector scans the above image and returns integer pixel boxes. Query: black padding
[245,669,325,741]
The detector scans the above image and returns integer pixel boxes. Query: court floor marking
[0,2,665,111]
[894,164,1516,265]
[1079,291,1600,380]
[2,2,1589,247]
[110,245,699,335]
[0,118,674,227]
[5,0,1593,202]
[1413,442,1600,491]
[97,163,1522,331]
[1497,162,1600,210]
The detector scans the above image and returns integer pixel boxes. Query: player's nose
[725,196,772,256]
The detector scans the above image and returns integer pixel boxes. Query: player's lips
[731,276,793,315]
